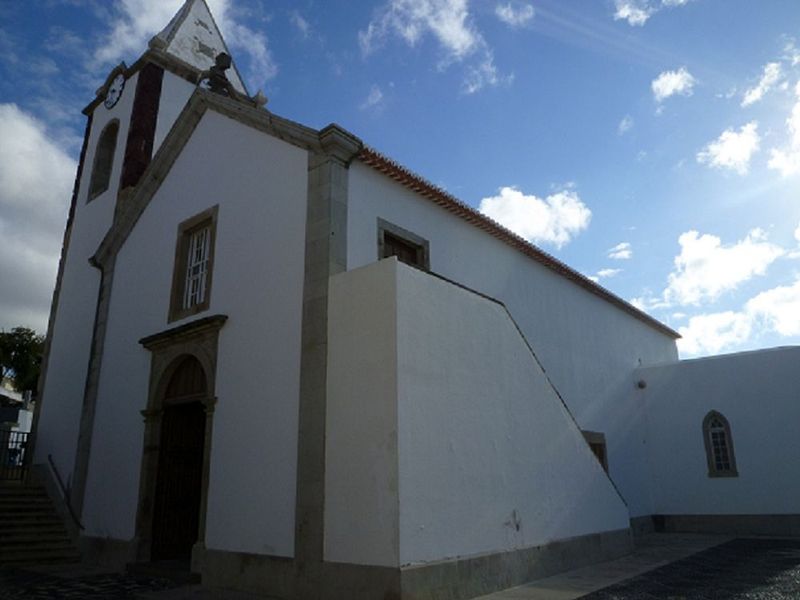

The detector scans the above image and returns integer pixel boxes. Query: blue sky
[1,0,799,357]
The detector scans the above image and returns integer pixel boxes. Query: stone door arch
[134,315,226,568]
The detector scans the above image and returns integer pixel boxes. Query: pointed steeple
[149,0,247,95]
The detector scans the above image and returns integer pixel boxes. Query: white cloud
[495,2,534,28]
[92,0,277,88]
[651,67,696,102]
[0,104,75,332]
[360,0,508,93]
[677,277,800,357]
[677,311,753,356]
[360,85,384,110]
[462,50,510,94]
[746,279,800,337]
[741,62,782,107]
[664,229,783,306]
[795,221,800,244]
[290,10,310,38]
[588,268,621,283]
[783,40,800,66]
[598,268,622,279]
[613,0,653,26]
[360,0,480,59]
[768,83,800,177]
[479,186,591,249]
[613,0,691,26]
[608,242,632,260]
[618,115,633,135]
[697,121,760,175]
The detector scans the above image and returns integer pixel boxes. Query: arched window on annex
[702,410,738,478]
[87,120,119,201]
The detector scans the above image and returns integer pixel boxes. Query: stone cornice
[139,314,228,350]
[319,124,363,165]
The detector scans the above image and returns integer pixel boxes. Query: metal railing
[0,429,29,481]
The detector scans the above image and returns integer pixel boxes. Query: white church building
[31,1,800,598]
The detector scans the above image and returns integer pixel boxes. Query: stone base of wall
[654,514,800,537]
[200,547,294,598]
[198,528,631,600]
[630,515,656,538]
[322,561,401,600]
[399,528,632,600]
[79,535,137,570]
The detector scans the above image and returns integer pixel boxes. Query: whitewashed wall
[325,260,399,567]
[154,72,196,151]
[82,110,308,556]
[35,72,139,483]
[640,347,800,515]
[394,261,630,564]
[347,163,678,517]
[325,259,630,567]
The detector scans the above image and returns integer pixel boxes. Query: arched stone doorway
[135,314,226,569]
[151,355,207,560]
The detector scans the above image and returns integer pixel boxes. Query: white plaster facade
[639,346,800,517]
[31,1,800,598]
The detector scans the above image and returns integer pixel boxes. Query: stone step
[2,532,72,546]
[0,514,65,525]
[0,542,78,564]
[0,483,81,567]
[0,552,81,566]
[0,484,48,494]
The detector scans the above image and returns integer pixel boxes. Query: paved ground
[478,535,800,600]
[1,535,799,599]
[582,538,800,600]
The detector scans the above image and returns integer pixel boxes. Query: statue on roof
[198,52,269,108]
[199,52,238,97]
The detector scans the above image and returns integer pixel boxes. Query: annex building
[32,1,800,598]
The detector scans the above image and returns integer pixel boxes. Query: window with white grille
[169,206,218,322]
[183,226,211,309]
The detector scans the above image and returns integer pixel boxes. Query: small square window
[169,206,218,322]
[377,218,430,270]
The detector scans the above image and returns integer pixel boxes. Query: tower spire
[148,0,248,95]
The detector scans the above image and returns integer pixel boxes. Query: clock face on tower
[104,73,126,109]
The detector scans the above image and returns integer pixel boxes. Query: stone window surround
[377,217,431,271]
[702,410,738,478]
[168,205,219,323]
[88,119,120,202]
[135,314,227,568]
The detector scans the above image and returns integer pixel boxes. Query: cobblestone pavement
[1,538,799,599]
[583,538,800,599]
[0,566,179,599]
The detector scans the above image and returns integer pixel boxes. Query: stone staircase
[0,483,81,566]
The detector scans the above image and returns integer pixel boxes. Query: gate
[0,430,29,481]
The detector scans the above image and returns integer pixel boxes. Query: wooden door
[151,357,207,561]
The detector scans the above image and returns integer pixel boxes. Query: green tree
[0,327,45,394]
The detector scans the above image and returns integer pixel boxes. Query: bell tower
[80,0,250,214]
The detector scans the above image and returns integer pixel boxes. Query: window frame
[168,205,219,323]
[582,430,609,473]
[702,410,738,478]
[87,119,120,202]
[377,218,430,271]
